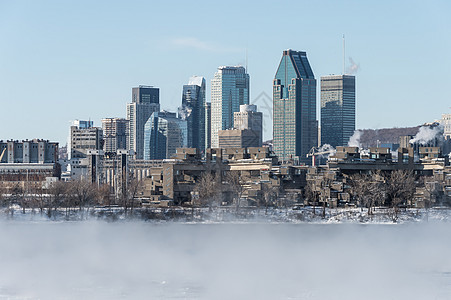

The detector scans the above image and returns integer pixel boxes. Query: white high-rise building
[440,114,451,140]
[211,66,249,148]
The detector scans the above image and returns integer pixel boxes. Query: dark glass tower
[179,76,206,151]
[273,49,317,163]
[320,75,356,147]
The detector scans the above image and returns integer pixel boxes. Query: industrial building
[0,139,60,190]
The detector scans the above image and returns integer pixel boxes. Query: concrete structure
[211,66,250,148]
[273,49,317,164]
[179,76,206,151]
[102,118,129,153]
[440,113,451,140]
[69,121,103,179]
[320,75,355,147]
[0,139,60,191]
[233,104,263,147]
[143,111,187,160]
[218,129,261,148]
[127,86,160,159]
[205,102,211,151]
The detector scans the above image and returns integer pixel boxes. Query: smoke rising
[409,125,443,145]
[317,144,336,158]
[346,57,360,74]
[0,221,449,299]
[347,130,362,147]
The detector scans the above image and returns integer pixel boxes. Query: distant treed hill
[358,126,420,148]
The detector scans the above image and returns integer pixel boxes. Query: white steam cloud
[317,144,336,158]
[347,130,362,148]
[409,125,443,145]
[0,221,449,299]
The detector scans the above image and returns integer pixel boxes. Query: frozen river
[0,220,450,299]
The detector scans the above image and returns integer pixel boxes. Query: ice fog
[0,221,450,299]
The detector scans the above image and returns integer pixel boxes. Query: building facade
[233,104,263,147]
[320,75,356,147]
[69,121,103,179]
[218,129,261,148]
[205,102,211,151]
[179,76,206,151]
[211,66,250,148]
[127,86,160,159]
[102,118,129,153]
[143,111,187,160]
[273,49,317,163]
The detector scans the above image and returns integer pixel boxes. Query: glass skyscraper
[273,49,317,163]
[320,75,356,147]
[127,86,160,159]
[179,76,206,151]
[211,66,249,148]
[143,111,187,160]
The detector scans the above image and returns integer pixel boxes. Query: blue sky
[1,0,450,144]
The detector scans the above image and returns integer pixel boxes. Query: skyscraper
[273,49,317,163]
[205,102,211,150]
[233,104,263,147]
[320,75,355,147]
[102,118,129,153]
[127,86,160,159]
[143,111,187,160]
[179,76,206,151]
[211,66,250,148]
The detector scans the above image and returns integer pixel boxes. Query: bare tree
[193,171,221,211]
[226,171,245,213]
[350,172,385,215]
[385,170,415,220]
[122,177,143,214]
[69,179,98,217]
[261,183,279,215]
[47,181,69,217]
[305,179,319,215]
[423,177,441,221]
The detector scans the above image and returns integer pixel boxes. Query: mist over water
[0,221,449,299]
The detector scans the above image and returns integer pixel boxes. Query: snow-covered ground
[1,206,450,224]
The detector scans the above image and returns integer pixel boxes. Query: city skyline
[1,1,450,144]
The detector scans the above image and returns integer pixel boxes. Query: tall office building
[126,86,160,159]
[320,75,355,147]
[273,49,317,163]
[102,118,129,153]
[179,76,206,151]
[205,102,211,150]
[143,111,187,160]
[233,104,263,147]
[211,66,250,148]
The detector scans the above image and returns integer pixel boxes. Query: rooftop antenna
[342,34,346,75]
[245,47,248,73]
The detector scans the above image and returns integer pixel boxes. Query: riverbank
[0,205,449,224]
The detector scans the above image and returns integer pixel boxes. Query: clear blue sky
[1,0,450,144]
